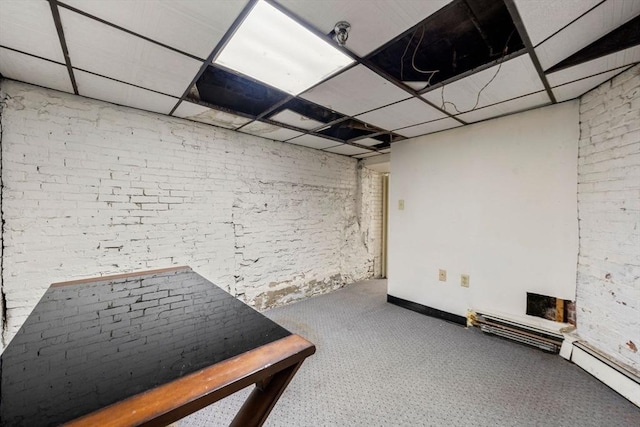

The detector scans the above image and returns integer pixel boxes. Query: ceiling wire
[400,26,439,86]
[440,29,516,114]
[411,26,439,86]
[399,30,417,81]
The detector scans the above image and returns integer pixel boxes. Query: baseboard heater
[561,340,640,407]
[470,312,564,353]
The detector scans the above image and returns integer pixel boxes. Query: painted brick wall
[577,64,640,371]
[0,80,383,348]
[359,166,384,278]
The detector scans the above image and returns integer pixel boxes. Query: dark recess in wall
[526,292,573,324]
[368,0,524,89]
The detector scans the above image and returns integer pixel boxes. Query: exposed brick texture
[566,301,576,326]
[576,64,640,371]
[0,80,383,348]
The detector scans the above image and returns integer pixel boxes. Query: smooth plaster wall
[388,102,579,321]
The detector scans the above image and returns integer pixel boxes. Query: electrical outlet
[461,274,470,288]
[398,199,405,210]
[438,269,447,282]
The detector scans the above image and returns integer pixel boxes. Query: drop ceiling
[0,0,638,158]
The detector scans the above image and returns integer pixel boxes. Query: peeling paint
[0,87,6,347]
[239,121,285,137]
[185,108,250,129]
[254,274,345,310]
[627,341,638,353]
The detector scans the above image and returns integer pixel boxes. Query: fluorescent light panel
[214,0,354,95]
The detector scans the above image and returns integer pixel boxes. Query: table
[0,266,315,426]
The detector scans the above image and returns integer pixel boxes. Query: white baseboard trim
[562,340,640,407]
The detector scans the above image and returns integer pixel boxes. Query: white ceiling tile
[62,0,248,59]
[240,121,303,141]
[395,117,462,138]
[552,68,627,102]
[324,144,371,156]
[353,138,384,147]
[455,91,551,123]
[60,8,202,97]
[287,134,337,150]
[75,70,178,114]
[546,45,640,87]
[354,151,383,159]
[0,48,73,93]
[270,109,325,130]
[275,0,451,57]
[300,64,410,116]
[535,0,640,70]
[0,0,64,62]
[379,148,391,153]
[423,55,545,114]
[513,0,601,46]
[356,98,447,130]
[173,101,252,129]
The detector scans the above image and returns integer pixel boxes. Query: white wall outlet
[439,269,446,282]
[398,199,405,210]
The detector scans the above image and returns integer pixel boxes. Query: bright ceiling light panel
[214,0,354,95]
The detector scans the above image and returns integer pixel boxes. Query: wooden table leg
[229,361,304,427]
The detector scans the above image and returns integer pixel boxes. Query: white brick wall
[0,80,382,348]
[359,166,384,277]
[577,64,640,371]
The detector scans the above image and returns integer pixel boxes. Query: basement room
[0,0,639,426]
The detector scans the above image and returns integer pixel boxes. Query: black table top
[0,267,291,427]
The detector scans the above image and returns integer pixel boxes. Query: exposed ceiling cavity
[368,0,524,89]
[194,65,288,117]
[316,118,383,141]
[267,97,345,128]
[547,15,640,74]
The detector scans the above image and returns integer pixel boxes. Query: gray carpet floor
[177,279,640,426]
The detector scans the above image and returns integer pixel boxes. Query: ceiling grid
[0,0,637,158]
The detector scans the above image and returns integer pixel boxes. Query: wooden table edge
[63,334,316,427]
[51,266,192,288]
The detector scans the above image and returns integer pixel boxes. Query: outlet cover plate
[461,274,470,287]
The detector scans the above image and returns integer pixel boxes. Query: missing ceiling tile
[194,65,289,117]
[267,98,345,128]
[317,118,385,141]
[546,15,640,73]
[368,0,524,89]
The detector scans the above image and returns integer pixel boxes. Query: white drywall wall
[388,102,579,321]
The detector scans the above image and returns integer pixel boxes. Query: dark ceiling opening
[317,118,385,141]
[371,133,405,144]
[368,0,524,90]
[547,15,640,73]
[194,66,288,117]
[267,98,345,127]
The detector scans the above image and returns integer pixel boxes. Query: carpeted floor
[177,279,640,426]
